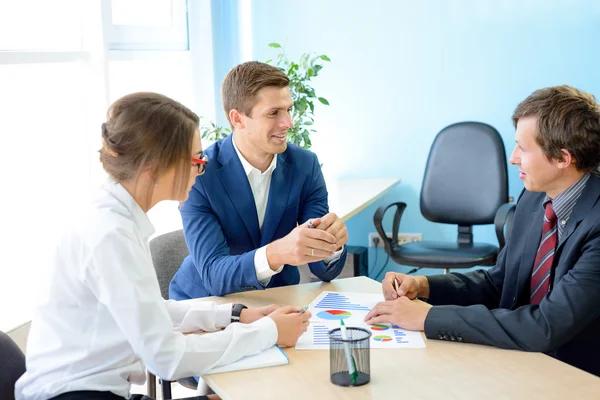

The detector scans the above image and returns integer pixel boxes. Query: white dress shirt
[231,137,343,286]
[15,179,277,400]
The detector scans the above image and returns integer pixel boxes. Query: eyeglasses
[191,153,208,175]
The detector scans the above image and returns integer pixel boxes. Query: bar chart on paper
[315,292,371,311]
[295,291,426,350]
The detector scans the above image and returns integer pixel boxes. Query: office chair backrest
[0,331,26,400]
[149,229,190,299]
[420,122,508,225]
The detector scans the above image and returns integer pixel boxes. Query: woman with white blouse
[15,92,311,400]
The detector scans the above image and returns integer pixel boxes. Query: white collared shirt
[15,179,277,400]
[231,137,342,286]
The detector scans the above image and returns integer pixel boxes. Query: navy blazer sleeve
[426,247,507,309]
[299,153,347,282]
[424,223,600,353]
[180,181,262,296]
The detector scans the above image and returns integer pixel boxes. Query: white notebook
[203,345,289,375]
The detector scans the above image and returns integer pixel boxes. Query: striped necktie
[530,201,558,305]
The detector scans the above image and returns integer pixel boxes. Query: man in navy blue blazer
[365,85,600,376]
[170,61,348,300]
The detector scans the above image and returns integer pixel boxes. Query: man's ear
[229,109,245,130]
[556,149,574,170]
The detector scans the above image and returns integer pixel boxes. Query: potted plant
[200,43,331,151]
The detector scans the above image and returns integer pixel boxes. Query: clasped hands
[268,213,348,267]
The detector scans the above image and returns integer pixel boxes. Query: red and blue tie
[530,202,558,305]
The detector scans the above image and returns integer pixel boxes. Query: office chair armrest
[494,202,516,250]
[374,202,408,254]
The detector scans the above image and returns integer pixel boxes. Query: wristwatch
[231,303,248,323]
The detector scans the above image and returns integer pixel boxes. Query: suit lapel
[554,175,600,276]
[260,153,294,246]
[557,175,600,251]
[514,175,600,293]
[515,206,544,296]
[217,136,261,248]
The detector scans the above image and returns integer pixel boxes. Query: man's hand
[314,213,348,250]
[364,297,432,331]
[382,272,429,300]
[266,218,338,268]
[269,306,312,347]
[239,304,279,324]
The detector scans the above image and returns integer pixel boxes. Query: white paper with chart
[295,291,426,350]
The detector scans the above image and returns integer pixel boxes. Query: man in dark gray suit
[365,85,600,376]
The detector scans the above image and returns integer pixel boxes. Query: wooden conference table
[199,277,600,400]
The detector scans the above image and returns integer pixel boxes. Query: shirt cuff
[166,300,233,332]
[255,245,284,286]
[215,303,233,329]
[256,315,279,348]
[324,245,344,265]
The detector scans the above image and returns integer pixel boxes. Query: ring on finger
[311,248,315,256]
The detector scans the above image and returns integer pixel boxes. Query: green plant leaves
[318,97,329,105]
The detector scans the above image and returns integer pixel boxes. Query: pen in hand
[298,305,309,313]
[394,278,401,297]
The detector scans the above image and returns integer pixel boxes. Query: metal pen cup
[328,326,371,387]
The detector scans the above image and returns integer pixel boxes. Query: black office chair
[148,229,198,399]
[374,122,516,274]
[0,331,26,400]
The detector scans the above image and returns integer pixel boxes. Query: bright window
[0,1,84,51]
[0,60,100,331]
[0,0,212,332]
[105,0,189,50]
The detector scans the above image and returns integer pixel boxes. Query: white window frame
[103,0,189,51]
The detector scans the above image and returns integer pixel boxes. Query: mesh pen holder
[328,326,371,387]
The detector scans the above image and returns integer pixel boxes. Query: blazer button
[442,335,449,340]
[457,337,463,342]
[437,334,443,340]
[450,335,456,341]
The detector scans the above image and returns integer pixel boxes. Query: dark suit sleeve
[298,152,347,282]
[424,227,600,352]
[426,245,507,309]
[180,181,261,296]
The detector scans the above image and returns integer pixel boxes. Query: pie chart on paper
[370,324,390,331]
[317,310,352,320]
[373,335,393,342]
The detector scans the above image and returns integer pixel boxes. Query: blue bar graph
[313,325,330,345]
[315,293,370,311]
[394,328,408,344]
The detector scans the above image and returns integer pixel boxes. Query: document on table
[203,345,289,375]
[295,291,426,350]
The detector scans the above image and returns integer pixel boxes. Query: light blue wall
[210,0,242,127]
[232,1,600,279]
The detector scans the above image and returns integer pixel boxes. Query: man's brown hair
[99,92,199,198]
[512,85,600,173]
[221,61,290,126]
